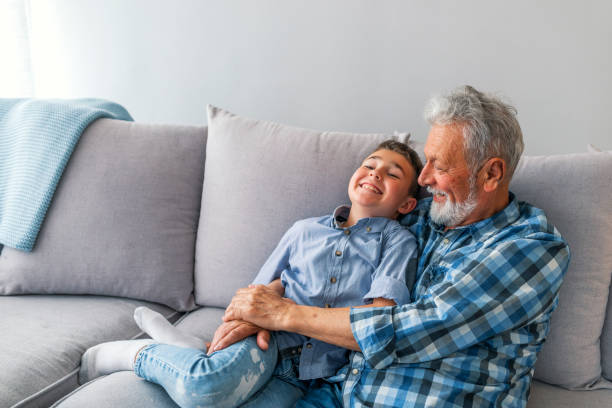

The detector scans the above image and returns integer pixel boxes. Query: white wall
[28,0,612,155]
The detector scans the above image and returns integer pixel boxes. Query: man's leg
[294,380,343,408]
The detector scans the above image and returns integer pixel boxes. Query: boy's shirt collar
[332,205,391,234]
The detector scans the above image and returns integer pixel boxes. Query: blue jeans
[134,335,342,408]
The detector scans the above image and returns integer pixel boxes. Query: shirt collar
[332,205,389,233]
[426,192,520,240]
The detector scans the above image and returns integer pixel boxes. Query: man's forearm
[283,304,360,351]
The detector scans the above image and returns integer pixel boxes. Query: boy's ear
[397,197,417,215]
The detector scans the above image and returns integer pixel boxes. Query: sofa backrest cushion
[0,119,207,311]
[510,151,612,389]
[593,150,612,382]
[194,106,418,308]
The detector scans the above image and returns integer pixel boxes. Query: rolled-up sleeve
[363,225,417,306]
[351,235,570,370]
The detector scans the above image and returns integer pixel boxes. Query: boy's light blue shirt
[253,205,418,380]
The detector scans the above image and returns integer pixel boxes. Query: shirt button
[297,347,302,353]
[352,368,359,375]
[344,229,350,235]
[366,226,372,232]
[330,277,337,284]
[335,250,342,256]
[306,343,312,349]
[443,238,450,245]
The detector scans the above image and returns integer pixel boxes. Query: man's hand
[223,284,296,331]
[208,320,271,353]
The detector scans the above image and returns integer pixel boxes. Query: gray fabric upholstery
[594,149,612,381]
[527,380,612,408]
[194,106,415,308]
[0,295,179,408]
[510,152,612,389]
[174,306,225,341]
[0,119,207,311]
[602,290,612,381]
[50,371,179,408]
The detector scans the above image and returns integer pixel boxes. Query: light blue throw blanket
[0,99,133,252]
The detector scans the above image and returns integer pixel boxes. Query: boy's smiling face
[347,149,417,220]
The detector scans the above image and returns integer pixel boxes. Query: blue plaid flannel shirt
[343,193,570,407]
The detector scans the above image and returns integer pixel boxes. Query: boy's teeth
[362,184,381,194]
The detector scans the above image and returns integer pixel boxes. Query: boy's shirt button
[335,250,342,256]
[366,226,372,232]
[330,277,337,283]
[344,229,351,235]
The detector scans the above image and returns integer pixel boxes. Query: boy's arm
[363,225,417,305]
[354,297,395,308]
[266,278,285,296]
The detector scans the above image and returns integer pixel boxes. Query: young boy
[79,140,423,408]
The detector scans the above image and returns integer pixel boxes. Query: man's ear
[397,196,418,215]
[481,158,506,193]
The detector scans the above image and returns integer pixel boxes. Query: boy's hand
[208,320,270,353]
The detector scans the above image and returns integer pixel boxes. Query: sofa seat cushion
[0,295,180,408]
[527,380,612,408]
[50,371,179,408]
[173,306,225,340]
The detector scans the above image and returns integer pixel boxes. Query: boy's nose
[369,170,381,180]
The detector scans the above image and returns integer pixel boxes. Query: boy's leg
[134,336,278,408]
[134,306,207,350]
[79,339,155,384]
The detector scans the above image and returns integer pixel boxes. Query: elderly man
[215,85,570,407]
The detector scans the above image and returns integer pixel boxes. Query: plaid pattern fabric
[344,194,570,407]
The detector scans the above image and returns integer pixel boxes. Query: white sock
[134,306,207,350]
[79,339,154,384]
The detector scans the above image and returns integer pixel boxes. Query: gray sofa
[1,107,611,408]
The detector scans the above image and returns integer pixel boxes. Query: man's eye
[389,173,400,179]
[434,164,445,172]
[364,165,374,170]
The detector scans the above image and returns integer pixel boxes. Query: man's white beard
[427,183,478,227]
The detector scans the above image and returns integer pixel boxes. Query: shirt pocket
[354,237,382,269]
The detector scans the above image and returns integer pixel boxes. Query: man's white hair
[424,85,524,179]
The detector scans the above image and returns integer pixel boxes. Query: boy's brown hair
[373,139,423,197]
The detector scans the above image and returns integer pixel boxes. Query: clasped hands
[207,284,295,353]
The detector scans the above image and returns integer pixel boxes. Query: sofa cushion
[602,287,612,381]
[594,150,612,382]
[527,380,612,408]
[0,119,207,311]
[510,152,612,389]
[194,106,417,307]
[0,295,180,408]
[173,306,225,341]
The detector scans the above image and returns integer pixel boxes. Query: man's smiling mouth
[360,183,382,194]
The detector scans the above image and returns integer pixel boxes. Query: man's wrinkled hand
[223,284,296,331]
[208,320,271,353]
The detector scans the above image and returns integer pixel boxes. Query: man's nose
[369,170,381,180]
[418,162,432,186]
